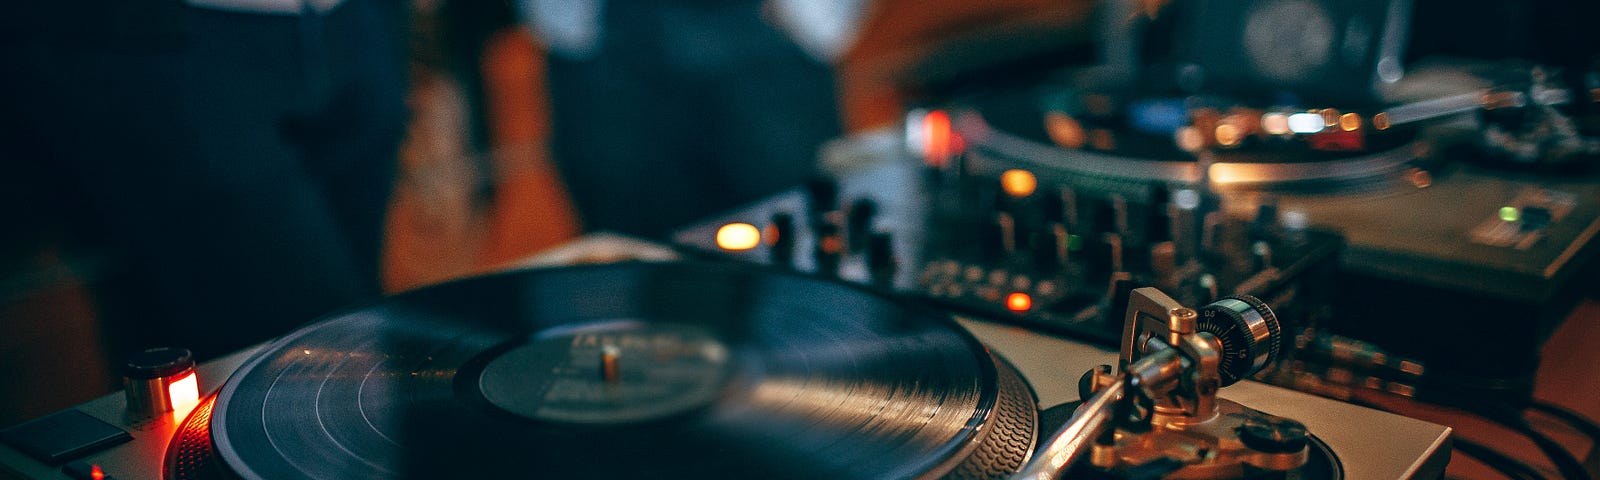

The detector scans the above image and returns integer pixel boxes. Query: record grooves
[169,262,1039,479]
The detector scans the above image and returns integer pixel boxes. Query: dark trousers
[1,0,408,360]
[545,0,843,239]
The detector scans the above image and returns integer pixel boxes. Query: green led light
[1067,234,1084,251]
[1498,206,1520,222]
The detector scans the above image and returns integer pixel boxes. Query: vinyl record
[200,262,1036,479]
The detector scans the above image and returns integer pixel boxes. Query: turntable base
[0,317,1449,480]
[0,237,1452,479]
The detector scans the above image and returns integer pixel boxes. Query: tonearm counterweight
[1020,288,1313,479]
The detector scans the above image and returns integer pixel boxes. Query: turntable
[0,252,1450,479]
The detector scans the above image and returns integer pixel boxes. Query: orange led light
[1044,112,1086,149]
[168,371,199,413]
[166,369,199,412]
[1261,113,1290,135]
[715,223,761,251]
[91,465,105,480]
[1000,169,1038,198]
[1214,124,1243,147]
[1339,113,1361,131]
[1005,292,1032,312]
[921,110,955,167]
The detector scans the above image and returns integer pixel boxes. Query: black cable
[1528,400,1600,443]
[1453,437,1547,480]
[1347,395,1590,480]
[1469,400,1594,480]
[1512,420,1594,480]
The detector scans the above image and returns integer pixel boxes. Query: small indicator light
[1339,113,1361,131]
[1000,169,1038,198]
[1499,206,1520,222]
[91,465,105,480]
[1045,112,1086,148]
[1261,113,1290,135]
[1214,124,1243,146]
[1373,112,1391,130]
[715,223,761,251]
[820,235,845,255]
[1319,108,1340,126]
[1005,292,1032,312]
[1174,126,1206,152]
[920,110,955,167]
[1287,113,1324,134]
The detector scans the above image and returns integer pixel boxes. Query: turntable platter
[188,262,1037,479]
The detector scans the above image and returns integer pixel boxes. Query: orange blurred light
[1214,124,1243,147]
[1373,112,1391,130]
[1319,108,1340,126]
[168,371,199,413]
[1000,169,1038,198]
[921,110,954,167]
[91,465,105,480]
[1262,113,1290,135]
[1005,292,1032,312]
[1044,112,1086,149]
[1175,126,1206,152]
[1339,113,1361,131]
[715,223,761,251]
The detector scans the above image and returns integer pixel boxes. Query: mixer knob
[123,347,198,417]
[813,223,843,276]
[1167,188,1205,263]
[846,198,877,253]
[1059,186,1082,228]
[769,213,796,267]
[1196,295,1281,386]
[995,212,1019,258]
[1032,223,1072,271]
[804,178,839,215]
[867,232,896,285]
[1250,202,1281,242]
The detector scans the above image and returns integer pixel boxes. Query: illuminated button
[919,109,955,167]
[1261,113,1290,135]
[1000,169,1038,198]
[1214,123,1244,147]
[1339,113,1361,131]
[1319,108,1340,127]
[1005,292,1033,312]
[1174,126,1206,152]
[1287,113,1324,134]
[714,223,761,251]
[1498,206,1520,222]
[1045,112,1087,148]
[166,371,199,413]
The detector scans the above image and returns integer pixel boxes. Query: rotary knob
[1196,295,1280,386]
[1237,415,1309,454]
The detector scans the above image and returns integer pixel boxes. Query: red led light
[921,110,955,168]
[91,465,105,480]
[168,371,200,413]
[1005,292,1032,312]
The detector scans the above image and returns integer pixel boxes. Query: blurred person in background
[519,0,857,239]
[1,0,409,361]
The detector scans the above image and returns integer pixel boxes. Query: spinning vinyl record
[178,262,1038,479]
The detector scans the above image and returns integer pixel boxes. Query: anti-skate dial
[1197,295,1280,386]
